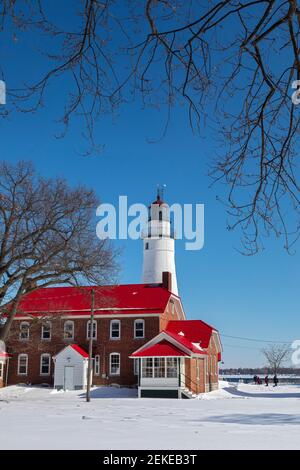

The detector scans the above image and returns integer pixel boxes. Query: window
[141,357,178,378]
[94,355,100,375]
[142,358,153,378]
[166,358,178,378]
[19,322,30,340]
[134,319,144,339]
[154,358,165,378]
[0,362,3,379]
[133,358,139,376]
[159,211,162,221]
[87,320,97,339]
[64,321,74,340]
[110,320,120,340]
[109,353,120,375]
[170,300,175,316]
[18,354,28,375]
[41,321,51,340]
[145,242,149,250]
[40,354,51,375]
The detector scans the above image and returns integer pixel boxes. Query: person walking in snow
[264,375,269,387]
[253,375,258,385]
[273,375,279,387]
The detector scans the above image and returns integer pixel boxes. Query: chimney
[162,271,172,292]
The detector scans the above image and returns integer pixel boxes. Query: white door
[64,366,74,390]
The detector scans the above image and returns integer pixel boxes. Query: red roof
[0,352,10,358]
[131,339,189,358]
[69,344,89,358]
[166,320,216,349]
[15,284,171,317]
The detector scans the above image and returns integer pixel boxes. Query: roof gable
[166,320,216,349]
[131,339,189,358]
[54,344,88,359]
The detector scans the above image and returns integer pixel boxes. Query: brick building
[0,193,222,397]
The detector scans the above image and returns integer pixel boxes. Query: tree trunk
[0,299,21,342]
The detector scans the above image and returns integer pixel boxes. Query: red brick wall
[183,335,220,394]
[206,335,219,390]
[159,298,184,330]
[184,357,206,394]
[6,315,160,387]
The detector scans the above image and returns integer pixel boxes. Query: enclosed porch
[131,339,196,398]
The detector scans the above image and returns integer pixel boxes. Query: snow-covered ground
[1,381,300,450]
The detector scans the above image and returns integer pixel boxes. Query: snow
[1,381,300,450]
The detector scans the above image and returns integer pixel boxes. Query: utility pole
[86,288,95,402]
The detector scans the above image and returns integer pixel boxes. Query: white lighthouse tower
[142,188,178,295]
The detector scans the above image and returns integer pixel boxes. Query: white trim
[17,354,28,376]
[110,319,121,340]
[40,353,51,376]
[169,295,186,320]
[109,352,120,376]
[13,313,161,320]
[53,344,89,360]
[94,355,100,375]
[133,358,139,375]
[131,331,193,357]
[134,319,145,339]
[212,330,222,353]
[0,361,3,379]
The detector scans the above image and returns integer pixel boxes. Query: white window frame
[64,320,74,340]
[133,358,139,376]
[141,357,178,378]
[110,320,121,340]
[134,319,145,339]
[86,320,97,340]
[41,321,51,340]
[40,353,51,376]
[0,361,3,379]
[94,355,100,375]
[109,352,120,376]
[17,354,28,376]
[19,321,30,340]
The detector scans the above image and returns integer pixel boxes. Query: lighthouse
[142,189,178,295]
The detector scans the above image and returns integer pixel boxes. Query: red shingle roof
[15,284,171,316]
[166,320,216,349]
[131,339,189,358]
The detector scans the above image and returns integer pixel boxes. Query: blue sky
[1,5,299,368]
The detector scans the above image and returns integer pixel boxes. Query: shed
[53,344,89,391]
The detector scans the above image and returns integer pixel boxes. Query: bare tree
[1,1,300,253]
[0,160,118,341]
[261,344,290,374]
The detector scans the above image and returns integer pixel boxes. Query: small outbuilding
[53,344,89,391]
[0,350,10,388]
